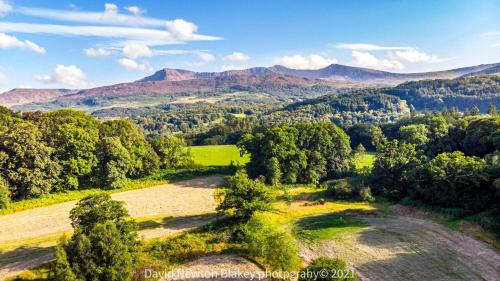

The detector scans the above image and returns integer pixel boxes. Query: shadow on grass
[139,214,221,232]
[0,245,53,269]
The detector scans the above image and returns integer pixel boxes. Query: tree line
[0,107,191,207]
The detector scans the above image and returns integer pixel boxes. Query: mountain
[462,65,500,77]
[0,88,77,108]
[2,62,500,111]
[270,63,500,84]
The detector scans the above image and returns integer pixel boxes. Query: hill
[387,75,500,112]
[462,65,500,77]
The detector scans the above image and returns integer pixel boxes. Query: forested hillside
[387,75,500,112]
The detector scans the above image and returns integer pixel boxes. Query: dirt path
[0,175,223,280]
[160,255,269,281]
[300,215,500,281]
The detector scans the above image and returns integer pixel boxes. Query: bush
[299,257,358,281]
[358,186,374,202]
[0,177,10,209]
[324,178,374,202]
[241,214,301,272]
[147,233,211,264]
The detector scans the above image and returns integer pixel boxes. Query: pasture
[189,145,250,166]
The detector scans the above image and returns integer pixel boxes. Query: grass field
[355,151,376,171]
[190,145,250,166]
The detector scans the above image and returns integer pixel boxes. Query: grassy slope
[190,145,250,167]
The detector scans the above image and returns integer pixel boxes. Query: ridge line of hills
[1,62,499,109]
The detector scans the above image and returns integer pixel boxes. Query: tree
[463,116,500,156]
[217,170,273,220]
[347,124,384,151]
[355,144,366,154]
[95,137,131,189]
[69,193,130,233]
[239,123,352,184]
[241,214,301,272]
[151,134,192,169]
[31,109,100,190]
[410,151,490,212]
[399,124,429,146]
[52,194,138,281]
[469,105,481,116]
[0,177,10,209]
[0,120,61,199]
[267,157,282,187]
[488,104,498,115]
[100,119,160,177]
[371,140,422,199]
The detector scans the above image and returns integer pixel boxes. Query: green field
[189,145,250,166]
[355,152,376,171]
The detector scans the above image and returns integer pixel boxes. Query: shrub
[241,214,301,272]
[0,177,10,209]
[326,179,355,200]
[299,257,358,281]
[358,186,374,202]
[147,233,210,264]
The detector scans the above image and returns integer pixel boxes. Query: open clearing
[161,254,268,281]
[190,145,250,166]
[298,213,500,281]
[0,175,223,280]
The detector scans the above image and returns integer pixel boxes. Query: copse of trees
[0,107,193,206]
[370,112,500,228]
[238,123,353,185]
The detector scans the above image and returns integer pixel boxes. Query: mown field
[189,145,250,166]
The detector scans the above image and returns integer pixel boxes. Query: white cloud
[103,3,118,16]
[492,43,500,48]
[123,43,153,59]
[125,6,146,16]
[16,4,214,44]
[117,58,151,71]
[195,52,215,62]
[394,49,442,63]
[0,32,45,54]
[0,0,11,17]
[84,47,111,57]
[274,54,337,69]
[352,51,404,70]
[0,22,221,46]
[166,19,198,40]
[224,52,250,62]
[35,65,91,87]
[334,43,412,51]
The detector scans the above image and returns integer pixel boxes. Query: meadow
[189,145,250,166]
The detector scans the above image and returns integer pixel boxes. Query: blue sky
[1,0,500,91]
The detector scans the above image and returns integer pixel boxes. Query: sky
[1,0,500,91]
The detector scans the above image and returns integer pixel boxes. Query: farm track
[0,175,223,280]
[300,215,500,281]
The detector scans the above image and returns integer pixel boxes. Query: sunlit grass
[189,145,249,166]
[354,151,376,172]
[0,168,223,216]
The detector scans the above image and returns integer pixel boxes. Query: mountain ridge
[2,62,500,109]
